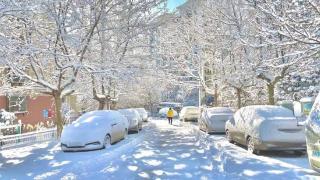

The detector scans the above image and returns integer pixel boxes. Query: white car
[158,107,178,118]
[199,107,233,133]
[225,105,306,154]
[118,109,142,132]
[61,110,128,152]
[135,108,149,122]
[179,106,200,122]
[306,93,320,172]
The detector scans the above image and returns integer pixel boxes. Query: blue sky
[167,0,186,10]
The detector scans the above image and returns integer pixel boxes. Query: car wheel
[123,128,128,139]
[294,150,304,156]
[103,134,111,148]
[247,136,256,154]
[205,124,210,134]
[226,130,233,143]
[135,125,140,133]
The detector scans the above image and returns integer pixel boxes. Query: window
[9,74,25,86]
[8,96,27,112]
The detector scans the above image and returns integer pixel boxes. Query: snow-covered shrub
[0,109,16,126]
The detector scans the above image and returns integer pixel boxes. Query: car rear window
[255,107,294,118]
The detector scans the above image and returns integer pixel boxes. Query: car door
[227,117,237,139]
[231,111,240,142]
[237,108,250,145]
[110,118,121,142]
[233,109,246,144]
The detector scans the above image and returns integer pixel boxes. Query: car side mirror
[229,118,235,125]
[297,119,306,126]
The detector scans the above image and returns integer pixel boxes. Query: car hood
[61,123,109,146]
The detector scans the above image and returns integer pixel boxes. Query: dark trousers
[168,117,173,124]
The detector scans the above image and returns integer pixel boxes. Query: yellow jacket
[167,109,174,118]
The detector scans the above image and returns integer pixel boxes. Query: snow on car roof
[118,109,140,118]
[79,110,119,119]
[182,106,198,109]
[76,110,120,123]
[206,107,233,114]
[244,105,294,118]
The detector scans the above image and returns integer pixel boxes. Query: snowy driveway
[0,119,319,179]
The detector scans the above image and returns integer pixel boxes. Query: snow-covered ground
[0,119,318,179]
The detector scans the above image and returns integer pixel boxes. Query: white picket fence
[0,128,57,150]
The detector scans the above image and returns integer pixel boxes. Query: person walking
[167,107,174,125]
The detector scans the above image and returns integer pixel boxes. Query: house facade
[0,66,80,130]
[0,95,55,125]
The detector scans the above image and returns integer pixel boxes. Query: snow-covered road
[0,119,318,179]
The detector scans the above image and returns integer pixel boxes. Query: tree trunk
[53,92,63,138]
[98,100,106,110]
[214,84,218,106]
[267,84,275,105]
[236,88,241,109]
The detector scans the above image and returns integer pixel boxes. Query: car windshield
[255,107,294,118]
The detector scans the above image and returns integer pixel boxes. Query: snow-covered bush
[0,109,16,126]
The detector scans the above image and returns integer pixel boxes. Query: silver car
[118,109,142,133]
[135,108,149,122]
[225,105,306,154]
[199,107,233,133]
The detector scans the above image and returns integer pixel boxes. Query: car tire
[205,124,210,134]
[123,128,128,139]
[247,136,258,154]
[135,125,140,133]
[226,130,233,143]
[103,134,111,149]
[294,150,304,156]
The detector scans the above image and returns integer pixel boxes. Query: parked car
[135,108,149,122]
[158,107,178,118]
[179,106,200,122]
[118,109,142,133]
[199,107,233,133]
[61,110,128,152]
[306,93,320,172]
[225,105,306,154]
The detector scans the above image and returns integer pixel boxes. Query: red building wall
[0,95,55,125]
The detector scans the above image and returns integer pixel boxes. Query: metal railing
[0,128,57,149]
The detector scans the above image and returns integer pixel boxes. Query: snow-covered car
[306,93,320,172]
[135,108,149,122]
[118,109,142,132]
[225,105,306,154]
[158,107,178,118]
[61,110,128,152]
[179,106,199,122]
[199,107,233,133]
